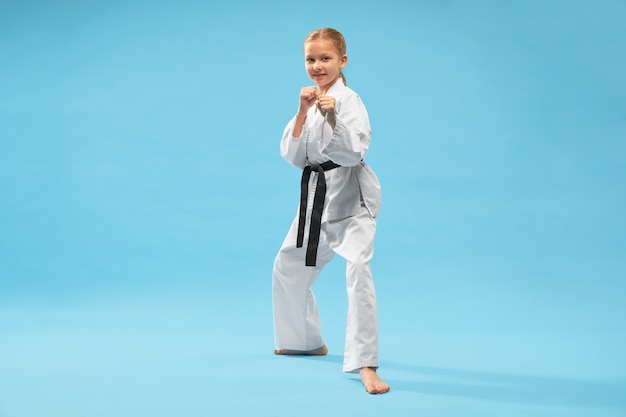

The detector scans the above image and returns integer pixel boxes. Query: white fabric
[279,78,382,220]
[272,206,378,373]
[273,77,381,373]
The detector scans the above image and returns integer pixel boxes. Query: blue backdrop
[1,1,625,416]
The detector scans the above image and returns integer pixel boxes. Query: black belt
[296,161,341,266]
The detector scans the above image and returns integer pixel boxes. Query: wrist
[325,110,336,126]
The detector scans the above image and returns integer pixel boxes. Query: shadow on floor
[380,360,626,410]
[281,353,625,410]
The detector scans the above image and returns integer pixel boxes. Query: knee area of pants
[347,261,371,272]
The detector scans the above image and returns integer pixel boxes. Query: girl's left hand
[316,95,336,115]
[317,95,337,128]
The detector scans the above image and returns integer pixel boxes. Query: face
[304,39,347,92]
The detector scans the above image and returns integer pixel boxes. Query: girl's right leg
[272,218,334,352]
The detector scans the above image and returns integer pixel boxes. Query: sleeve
[279,115,308,169]
[321,93,371,167]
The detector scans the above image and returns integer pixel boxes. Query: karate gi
[272,78,382,373]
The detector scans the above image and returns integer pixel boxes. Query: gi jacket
[280,78,382,222]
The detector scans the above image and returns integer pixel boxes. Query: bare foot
[360,367,390,394]
[274,345,328,356]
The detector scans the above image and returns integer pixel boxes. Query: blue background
[1,1,625,416]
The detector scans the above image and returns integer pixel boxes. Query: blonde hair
[303,28,347,84]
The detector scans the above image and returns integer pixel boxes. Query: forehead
[304,39,340,56]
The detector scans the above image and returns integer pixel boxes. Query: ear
[340,54,348,69]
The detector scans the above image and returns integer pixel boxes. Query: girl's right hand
[297,86,318,115]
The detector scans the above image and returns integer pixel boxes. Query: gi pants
[272,205,378,373]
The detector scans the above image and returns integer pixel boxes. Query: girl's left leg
[324,207,379,373]
[343,256,379,372]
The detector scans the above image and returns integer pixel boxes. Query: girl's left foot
[360,367,390,394]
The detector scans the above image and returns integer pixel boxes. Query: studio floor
[1,255,625,417]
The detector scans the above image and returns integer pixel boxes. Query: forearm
[321,112,371,166]
[292,110,308,138]
[325,110,336,129]
[280,116,308,168]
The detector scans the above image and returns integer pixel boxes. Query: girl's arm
[280,87,319,168]
[293,86,318,138]
[292,110,308,138]
[280,114,308,169]
[320,93,371,166]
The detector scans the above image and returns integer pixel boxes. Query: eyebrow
[305,54,333,58]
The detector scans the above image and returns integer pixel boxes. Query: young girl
[272,28,389,395]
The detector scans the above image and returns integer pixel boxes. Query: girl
[272,28,389,395]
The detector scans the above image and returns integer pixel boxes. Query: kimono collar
[322,77,346,95]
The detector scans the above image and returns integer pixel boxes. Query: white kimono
[272,78,382,373]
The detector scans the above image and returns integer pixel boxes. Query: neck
[317,74,341,95]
